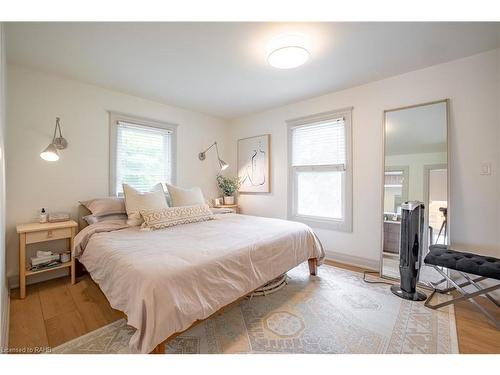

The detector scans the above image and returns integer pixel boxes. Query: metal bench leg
[461,272,500,308]
[425,266,500,330]
[429,273,487,294]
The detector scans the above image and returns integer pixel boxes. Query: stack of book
[30,251,61,272]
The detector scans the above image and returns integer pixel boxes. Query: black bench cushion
[424,245,500,281]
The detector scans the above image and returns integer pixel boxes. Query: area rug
[52,263,458,354]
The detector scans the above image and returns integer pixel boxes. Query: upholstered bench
[424,244,500,329]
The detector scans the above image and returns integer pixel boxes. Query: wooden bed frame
[77,204,319,354]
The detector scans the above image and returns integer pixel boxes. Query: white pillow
[166,184,206,207]
[123,183,168,226]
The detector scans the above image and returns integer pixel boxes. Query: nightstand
[214,204,240,214]
[16,220,78,299]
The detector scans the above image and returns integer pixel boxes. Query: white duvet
[74,214,324,353]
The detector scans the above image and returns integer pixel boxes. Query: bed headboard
[78,204,92,231]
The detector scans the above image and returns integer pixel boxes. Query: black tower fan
[390,201,427,301]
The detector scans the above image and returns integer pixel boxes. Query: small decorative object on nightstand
[213,204,240,214]
[16,220,78,299]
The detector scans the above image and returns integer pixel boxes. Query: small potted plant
[216,174,241,205]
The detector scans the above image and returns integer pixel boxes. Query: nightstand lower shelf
[25,261,72,276]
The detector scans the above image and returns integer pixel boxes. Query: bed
[74,206,324,353]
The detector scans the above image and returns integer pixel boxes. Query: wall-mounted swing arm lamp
[198,141,228,171]
[40,117,68,162]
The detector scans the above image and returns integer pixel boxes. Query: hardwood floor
[8,262,500,354]
[453,297,500,354]
[8,276,123,352]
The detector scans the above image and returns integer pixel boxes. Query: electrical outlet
[480,162,491,176]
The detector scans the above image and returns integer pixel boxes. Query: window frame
[286,107,353,232]
[109,112,178,196]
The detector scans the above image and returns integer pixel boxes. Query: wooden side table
[214,204,240,214]
[16,220,78,299]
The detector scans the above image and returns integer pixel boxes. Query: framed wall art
[237,134,270,193]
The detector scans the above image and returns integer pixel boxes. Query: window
[383,167,409,217]
[287,108,352,231]
[109,113,176,196]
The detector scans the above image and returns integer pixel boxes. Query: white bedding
[74,214,324,353]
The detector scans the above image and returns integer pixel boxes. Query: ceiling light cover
[267,34,310,69]
[268,46,309,69]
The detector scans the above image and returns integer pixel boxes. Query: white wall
[228,49,500,267]
[5,65,230,282]
[0,23,8,350]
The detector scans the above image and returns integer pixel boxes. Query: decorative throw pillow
[123,183,168,226]
[140,204,214,230]
[165,184,206,207]
[79,197,126,217]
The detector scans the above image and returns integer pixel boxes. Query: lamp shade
[219,158,229,171]
[40,143,60,161]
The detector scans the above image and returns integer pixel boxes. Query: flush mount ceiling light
[267,34,310,69]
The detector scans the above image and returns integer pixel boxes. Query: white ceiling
[385,101,447,156]
[6,22,500,119]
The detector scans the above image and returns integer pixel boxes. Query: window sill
[289,215,352,232]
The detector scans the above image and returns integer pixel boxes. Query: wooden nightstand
[214,204,240,214]
[16,220,78,299]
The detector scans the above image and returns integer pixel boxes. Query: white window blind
[114,121,172,195]
[384,170,405,187]
[292,119,346,168]
[288,110,352,232]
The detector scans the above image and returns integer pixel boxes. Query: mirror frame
[379,98,451,283]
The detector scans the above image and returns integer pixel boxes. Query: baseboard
[324,250,379,271]
[0,284,9,352]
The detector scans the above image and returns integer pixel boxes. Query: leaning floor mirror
[381,99,449,285]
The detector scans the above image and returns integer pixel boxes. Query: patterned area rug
[52,263,458,354]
